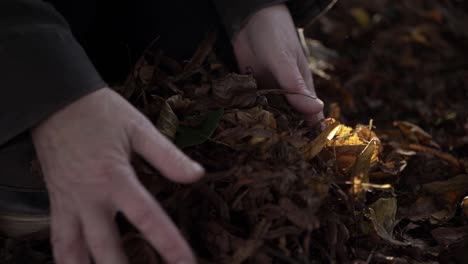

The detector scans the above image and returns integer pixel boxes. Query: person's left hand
[232,4,324,125]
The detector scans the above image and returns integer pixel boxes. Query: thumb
[272,58,324,123]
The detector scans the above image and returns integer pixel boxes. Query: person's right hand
[31,87,203,264]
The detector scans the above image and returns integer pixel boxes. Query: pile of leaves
[1,1,467,263]
[118,1,468,262]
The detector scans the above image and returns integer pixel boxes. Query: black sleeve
[0,0,106,146]
[211,0,287,38]
[211,0,337,39]
[287,0,337,29]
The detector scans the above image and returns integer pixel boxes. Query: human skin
[31,4,323,264]
[32,88,203,264]
[233,4,325,125]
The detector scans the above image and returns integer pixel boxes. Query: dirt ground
[1,0,467,263]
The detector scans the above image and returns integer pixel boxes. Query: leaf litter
[1,1,468,263]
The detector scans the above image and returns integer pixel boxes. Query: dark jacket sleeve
[288,0,338,29]
[0,0,106,146]
[212,0,337,38]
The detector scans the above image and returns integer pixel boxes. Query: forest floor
[1,0,467,263]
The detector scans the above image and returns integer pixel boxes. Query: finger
[298,55,325,126]
[305,111,325,128]
[50,204,90,264]
[81,205,128,264]
[270,55,324,120]
[130,117,204,183]
[113,170,196,264]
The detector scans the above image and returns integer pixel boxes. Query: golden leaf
[350,138,379,200]
[321,122,381,172]
[303,118,341,160]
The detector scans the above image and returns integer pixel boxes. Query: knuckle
[129,116,154,146]
[88,237,109,255]
[51,234,79,259]
[286,77,308,92]
[132,207,156,234]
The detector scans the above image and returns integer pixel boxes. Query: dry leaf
[404,143,462,171]
[394,121,440,148]
[329,102,341,119]
[366,198,410,246]
[166,94,194,113]
[212,73,258,108]
[223,107,276,129]
[156,101,178,139]
[431,226,468,246]
[422,174,468,205]
[350,7,371,28]
[302,118,341,160]
[320,122,381,172]
[350,138,379,200]
[462,196,468,218]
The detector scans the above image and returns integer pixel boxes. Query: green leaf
[175,108,224,148]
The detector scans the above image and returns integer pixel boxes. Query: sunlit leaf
[302,118,341,160]
[350,138,379,200]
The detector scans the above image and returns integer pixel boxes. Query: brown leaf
[212,73,258,108]
[166,94,194,113]
[328,102,341,120]
[431,226,468,246]
[279,198,319,230]
[422,174,468,204]
[462,196,468,219]
[223,107,276,129]
[404,143,462,171]
[230,220,270,264]
[394,121,440,148]
[156,101,178,139]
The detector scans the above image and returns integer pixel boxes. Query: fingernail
[192,162,205,176]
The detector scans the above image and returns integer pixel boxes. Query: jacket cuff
[0,26,106,146]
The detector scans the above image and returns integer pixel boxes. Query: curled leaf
[350,138,379,200]
[302,118,341,160]
[320,122,381,172]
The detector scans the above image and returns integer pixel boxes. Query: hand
[32,88,203,264]
[233,4,324,125]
